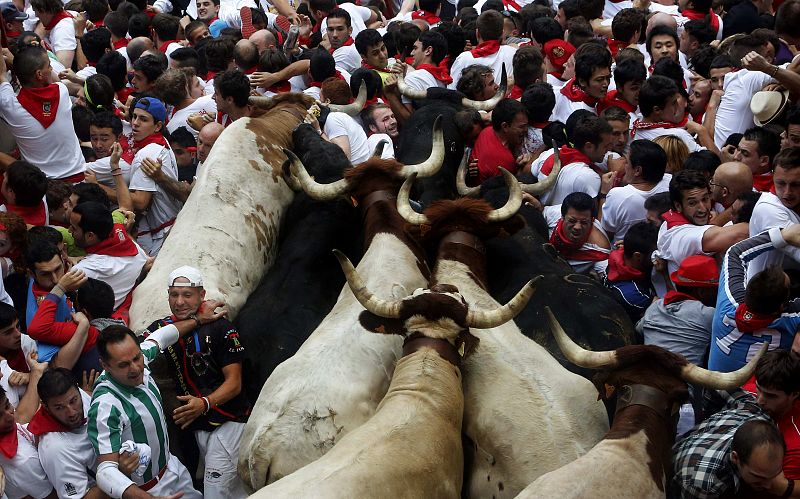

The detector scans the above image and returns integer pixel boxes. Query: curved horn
[486,168,523,223]
[284,149,349,200]
[328,82,367,116]
[397,72,427,100]
[681,342,768,390]
[248,96,273,107]
[372,139,389,157]
[520,140,561,196]
[333,249,402,318]
[456,148,481,197]
[400,115,444,178]
[466,276,540,328]
[397,173,430,225]
[547,307,618,368]
[461,64,508,111]
[281,159,302,191]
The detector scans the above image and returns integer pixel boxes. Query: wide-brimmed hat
[670,255,719,288]
[751,89,790,126]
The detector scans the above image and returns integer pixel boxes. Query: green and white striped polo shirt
[87,339,169,484]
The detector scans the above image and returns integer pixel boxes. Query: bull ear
[359,311,406,336]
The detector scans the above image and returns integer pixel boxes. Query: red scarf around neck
[411,9,440,25]
[309,70,346,88]
[158,40,178,53]
[417,63,452,84]
[735,303,777,333]
[661,209,692,229]
[28,406,80,436]
[508,84,524,99]
[683,8,720,34]
[329,37,354,55]
[470,40,501,58]
[753,172,774,193]
[121,133,169,165]
[630,118,684,138]
[86,224,139,257]
[560,78,599,106]
[607,39,628,58]
[541,145,598,176]
[606,248,646,281]
[598,90,637,114]
[112,38,130,50]
[549,219,607,261]
[0,426,18,459]
[44,10,73,31]
[267,80,291,94]
[663,290,698,305]
[312,14,326,33]
[362,62,392,73]
[204,15,219,25]
[6,202,47,226]
[17,84,61,129]
[243,66,258,75]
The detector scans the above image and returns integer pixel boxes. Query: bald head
[712,162,754,207]
[234,39,259,71]
[647,12,677,35]
[127,37,155,64]
[198,123,225,163]
[249,29,276,54]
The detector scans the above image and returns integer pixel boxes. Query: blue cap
[134,97,167,123]
[209,19,227,38]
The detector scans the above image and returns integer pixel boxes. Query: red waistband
[137,218,176,237]
[139,465,167,491]
[59,172,86,184]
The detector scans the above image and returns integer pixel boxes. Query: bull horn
[520,140,561,195]
[461,64,508,111]
[248,95,273,107]
[281,159,302,191]
[327,82,367,116]
[397,173,430,225]
[456,148,481,197]
[284,149,349,200]
[486,168,523,222]
[547,307,618,368]
[466,276,540,328]
[397,72,427,100]
[333,249,402,318]
[399,115,444,178]
[372,139,389,157]
[681,342,768,390]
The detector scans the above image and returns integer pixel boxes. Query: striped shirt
[87,339,169,484]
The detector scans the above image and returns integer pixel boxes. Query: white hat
[168,266,204,288]
[751,89,790,126]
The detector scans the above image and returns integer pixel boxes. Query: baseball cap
[134,97,167,123]
[1,3,28,22]
[168,266,204,288]
[670,255,719,288]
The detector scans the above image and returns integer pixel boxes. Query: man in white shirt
[310,0,375,38]
[733,127,781,193]
[550,43,611,123]
[601,140,671,243]
[320,80,371,165]
[151,13,183,61]
[544,192,611,275]
[449,10,515,89]
[0,46,85,182]
[325,8,363,74]
[709,161,753,226]
[30,0,76,68]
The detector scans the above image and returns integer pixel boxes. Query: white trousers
[150,454,203,498]
[195,421,248,499]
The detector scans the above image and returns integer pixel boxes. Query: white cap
[167,265,204,288]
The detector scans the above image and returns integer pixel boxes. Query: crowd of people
[0,0,798,494]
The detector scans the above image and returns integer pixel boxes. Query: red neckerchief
[117,87,134,103]
[753,172,774,193]
[683,8,719,33]
[158,40,178,53]
[470,40,501,58]
[6,201,47,226]
[440,56,449,68]
[28,406,81,436]
[17,84,60,129]
[607,39,628,58]
[417,63,453,84]
[206,70,219,81]
[0,426,18,459]
[86,224,139,257]
[267,80,291,93]
[309,71,345,88]
[204,15,219,25]
[5,346,29,373]
[508,84,524,99]
[735,303,777,333]
[6,31,21,38]
[549,70,566,81]
[329,37,354,55]
[44,10,73,30]
[560,78,598,106]
[549,218,607,261]
[243,66,257,75]
[663,290,698,305]
[120,133,169,164]
[661,209,692,229]
[630,118,684,138]
[93,19,104,27]
[691,111,704,125]
[597,90,636,114]
[502,0,521,9]
[216,113,232,127]
[411,9,440,25]
[312,14,326,33]
[362,62,392,73]
[541,145,600,176]
[364,96,380,107]
[606,248,646,281]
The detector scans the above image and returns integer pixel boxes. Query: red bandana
[243,66,258,75]
[661,209,692,229]
[86,224,139,257]
[597,90,637,114]
[362,62,392,73]
[117,87,134,104]
[112,38,130,49]
[206,70,219,81]
[0,426,18,459]
[735,303,777,333]
[28,407,79,436]
[6,202,47,226]
[541,145,599,176]
[470,40,501,58]
[606,248,645,281]
[120,133,169,165]
[44,10,73,31]
[549,219,607,261]
[663,290,698,305]
[158,40,178,53]
[560,78,599,106]
[411,9,440,25]
[312,15,326,34]
[329,37,354,55]
[508,84,524,99]
[607,39,628,58]
[502,0,521,9]
[753,173,774,193]
[683,8,720,34]
[309,71,346,88]
[267,80,291,94]
[205,15,219,25]
[17,84,61,129]
[630,118,684,138]
[417,63,453,84]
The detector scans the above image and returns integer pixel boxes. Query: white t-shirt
[550,92,596,124]
[74,242,148,309]
[331,44,363,75]
[600,174,672,242]
[0,335,36,409]
[448,45,516,89]
[167,95,217,138]
[1,424,53,499]
[367,133,395,159]
[632,126,704,153]
[116,46,132,70]
[603,0,632,19]
[544,209,610,274]
[714,68,776,148]
[0,82,84,179]
[163,42,182,64]
[325,112,371,165]
[653,221,713,295]
[402,68,444,104]
[47,16,77,53]
[321,3,372,37]
[39,390,96,499]
[537,161,601,206]
[85,156,133,187]
[746,192,800,281]
[74,65,96,81]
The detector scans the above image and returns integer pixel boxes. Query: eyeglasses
[708,179,726,190]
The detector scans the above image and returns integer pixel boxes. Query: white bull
[128,95,313,330]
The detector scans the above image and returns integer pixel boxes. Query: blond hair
[653,135,689,174]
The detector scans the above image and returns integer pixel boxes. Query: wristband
[202,396,211,414]
[772,65,780,78]
[51,284,66,295]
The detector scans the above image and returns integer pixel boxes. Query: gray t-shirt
[637,298,715,366]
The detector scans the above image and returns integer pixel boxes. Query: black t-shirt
[177,162,197,183]
[147,317,250,432]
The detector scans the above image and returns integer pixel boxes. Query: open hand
[173,395,204,429]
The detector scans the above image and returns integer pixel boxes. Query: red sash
[663,291,698,305]
[683,8,720,34]
[86,224,140,257]
[0,426,18,459]
[6,202,47,226]
[541,145,599,176]
[158,40,178,53]
[17,84,61,129]
[28,407,78,436]
[411,10,440,25]
[121,133,169,164]
[549,219,608,261]
[329,37,354,55]
[606,248,645,281]
[470,40,501,58]
[735,303,777,333]
[560,78,598,106]
[44,10,73,31]
[112,38,130,49]
[753,173,774,193]
[661,210,691,229]
[630,118,684,138]
[418,63,452,84]
[597,90,637,114]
